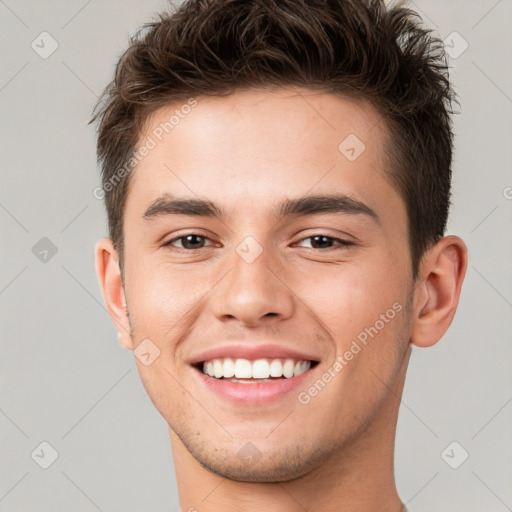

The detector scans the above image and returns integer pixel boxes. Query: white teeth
[201,357,312,380]
[294,360,310,376]
[283,359,295,378]
[234,358,252,378]
[252,359,270,379]
[213,359,223,378]
[269,359,283,377]
[223,357,235,378]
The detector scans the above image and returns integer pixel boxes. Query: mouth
[193,357,319,383]
[187,343,322,405]
[191,356,320,405]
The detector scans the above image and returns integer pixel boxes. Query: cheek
[299,262,402,340]
[126,259,204,333]
[299,259,409,398]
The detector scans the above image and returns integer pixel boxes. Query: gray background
[1,0,511,510]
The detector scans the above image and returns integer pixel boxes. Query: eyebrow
[142,193,380,224]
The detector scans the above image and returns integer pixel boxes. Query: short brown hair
[90,0,457,279]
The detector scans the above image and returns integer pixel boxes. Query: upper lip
[188,344,320,365]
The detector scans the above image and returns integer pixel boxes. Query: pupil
[184,235,203,249]
[312,235,331,248]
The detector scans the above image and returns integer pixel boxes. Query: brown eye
[164,234,214,250]
[296,235,354,250]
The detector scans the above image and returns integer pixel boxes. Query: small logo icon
[338,134,366,161]
[236,236,263,264]
[441,441,469,469]
[31,32,59,59]
[31,441,59,469]
[237,442,262,465]
[443,32,468,59]
[32,237,58,263]
[134,338,161,366]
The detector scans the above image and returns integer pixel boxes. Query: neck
[172,349,411,512]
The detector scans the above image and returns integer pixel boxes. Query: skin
[95,87,467,512]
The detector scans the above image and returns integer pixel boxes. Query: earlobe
[410,235,468,348]
[94,238,134,351]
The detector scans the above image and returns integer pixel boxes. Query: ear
[410,235,468,348]
[95,237,134,350]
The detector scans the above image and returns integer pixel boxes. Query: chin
[186,439,332,483]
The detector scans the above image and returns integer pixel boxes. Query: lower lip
[193,366,316,405]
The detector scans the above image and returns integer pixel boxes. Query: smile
[192,356,320,405]
[200,357,315,381]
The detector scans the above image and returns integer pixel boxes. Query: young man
[92,0,467,510]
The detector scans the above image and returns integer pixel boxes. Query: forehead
[125,87,403,226]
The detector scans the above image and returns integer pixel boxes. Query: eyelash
[163,233,355,251]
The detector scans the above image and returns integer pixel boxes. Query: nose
[209,244,295,328]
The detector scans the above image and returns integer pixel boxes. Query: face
[120,87,414,481]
